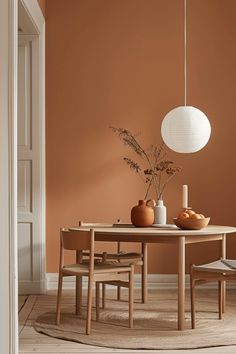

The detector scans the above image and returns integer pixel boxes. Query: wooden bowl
[173,217,210,230]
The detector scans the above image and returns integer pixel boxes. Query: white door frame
[18,0,46,294]
[0,1,18,352]
[0,0,45,352]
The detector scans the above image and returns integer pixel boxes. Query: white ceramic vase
[153,199,167,225]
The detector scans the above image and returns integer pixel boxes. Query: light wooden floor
[18,295,28,313]
[19,289,236,354]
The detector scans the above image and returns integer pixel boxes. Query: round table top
[71,225,236,237]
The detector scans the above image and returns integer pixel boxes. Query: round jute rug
[34,293,236,350]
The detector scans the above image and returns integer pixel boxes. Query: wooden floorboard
[19,295,37,334]
[19,289,236,354]
[19,296,28,313]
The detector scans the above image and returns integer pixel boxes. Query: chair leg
[116,241,122,301]
[190,268,196,329]
[129,266,134,328]
[117,285,121,301]
[86,276,93,335]
[218,280,223,320]
[222,280,226,313]
[76,250,83,315]
[141,242,148,303]
[56,271,63,325]
[96,282,100,321]
[75,275,82,315]
[102,283,106,309]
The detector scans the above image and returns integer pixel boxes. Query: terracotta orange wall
[46,0,236,273]
[37,0,46,17]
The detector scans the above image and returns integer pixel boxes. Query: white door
[18,34,45,294]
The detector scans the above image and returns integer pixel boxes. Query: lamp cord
[184,0,187,106]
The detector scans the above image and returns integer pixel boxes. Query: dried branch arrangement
[111,127,181,200]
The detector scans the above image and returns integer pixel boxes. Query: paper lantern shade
[161,106,211,153]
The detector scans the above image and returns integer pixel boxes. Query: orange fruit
[178,211,190,220]
[199,214,205,219]
[186,210,196,216]
[190,213,202,220]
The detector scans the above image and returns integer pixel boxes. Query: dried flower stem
[111,127,181,200]
[158,172,177,200]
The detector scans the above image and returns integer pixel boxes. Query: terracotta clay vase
[131,200,155,227]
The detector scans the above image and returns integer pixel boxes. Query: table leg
[141,242,148,303]
[220,234,226,313]
[76,250,83,315]
[178,236,185,330]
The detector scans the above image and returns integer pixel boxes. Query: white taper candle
[182,185,188,209]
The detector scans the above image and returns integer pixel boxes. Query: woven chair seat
[193,259,236,273]
[104,251,142,260]
[83,251,143,265]
[83,251,142,260]
[63,262,132,275]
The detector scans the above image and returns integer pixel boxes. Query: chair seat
[62,262,132,275]
[83,251,143,265]
[84,251,142,259]
[193,259,236,273]
[104,251,142,260]
[104,259,143,266]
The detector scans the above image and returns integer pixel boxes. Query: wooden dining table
[70,224,236,330]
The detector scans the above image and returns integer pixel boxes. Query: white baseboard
[18,279,46,294]
[18,274,236,294]
[46,273,236,291]
[46,273,182,291]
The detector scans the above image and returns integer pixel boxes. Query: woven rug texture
[34,290,236,349]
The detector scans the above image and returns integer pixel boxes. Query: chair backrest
[78,220,121,252]
[60,228,94,251]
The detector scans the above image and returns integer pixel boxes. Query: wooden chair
[190,258,236,329]
[56,228,134,334]
[79,221,147,304]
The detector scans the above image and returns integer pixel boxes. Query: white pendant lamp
[161,0,211,153]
